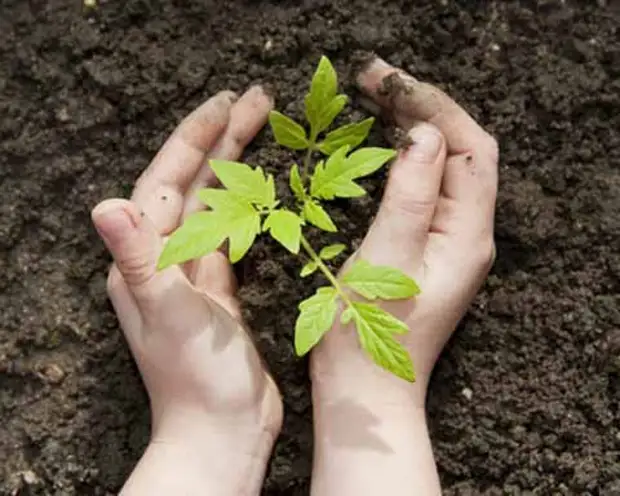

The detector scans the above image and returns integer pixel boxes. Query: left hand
[92,87,282,495]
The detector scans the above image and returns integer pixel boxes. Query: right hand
[311,56,499,404]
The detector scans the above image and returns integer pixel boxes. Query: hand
[312,56,498,401]
[91,87,282,495]
[310,57,498,495]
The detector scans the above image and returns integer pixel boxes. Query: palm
[93,86,283,434]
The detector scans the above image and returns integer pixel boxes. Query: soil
[1,0,619,494]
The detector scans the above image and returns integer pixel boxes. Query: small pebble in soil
[42,363,65,384]
[22,470,40,485]
[461,387,473,400]
[56,108,70,122]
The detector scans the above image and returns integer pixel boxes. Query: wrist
[135,403,279,496]
[153,401,279,456]
[310,359,441,496]
[310,325,430,410]
[123,430,273,496]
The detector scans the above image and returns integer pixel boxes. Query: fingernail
[405,124,443,162]
[92,199,139,247]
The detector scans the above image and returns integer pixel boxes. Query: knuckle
[382,184,436,220]
[117,253,155,287]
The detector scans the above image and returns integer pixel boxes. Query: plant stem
[300,235,353,307]
[302,127,319,183]
[301,145,314,184]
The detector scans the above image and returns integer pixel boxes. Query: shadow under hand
[320,398,393,453]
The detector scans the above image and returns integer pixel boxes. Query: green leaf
[341,260,420,300]
[269,111,309,150]
[263,210,304,254]
[319,243,346,260]
[345,147,398,179]
[300,261,318,277]
[289,164,305,200]
[318,118,375,155]
[302,200,337,232]
[208,160,276,207]
[315,94,348,134]
[352,302,409,334]
[157,212,225,269]
[195,188,261,263]
[305,56,338,135]
[295,287,338,356]
[310,146,396,200]
[310,145,354,199]
[229,213,261,263]
[352,302,415,382]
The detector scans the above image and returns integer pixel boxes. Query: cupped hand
[311,57,499,405]
[92,87,283,454]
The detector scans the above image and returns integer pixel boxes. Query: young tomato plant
[158,56,420,381]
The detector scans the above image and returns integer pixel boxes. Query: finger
[105,265,142,348]
[131,91,237,235]
[92,198,195,317]
[357,56,498,240]
[182,85,273,297]
[438,152,497,235]
[192,252,241,320]
[359,123,447,271]
[356,57,498,163]
[182,85,274,219]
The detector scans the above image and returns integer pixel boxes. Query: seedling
[157,56,420,381]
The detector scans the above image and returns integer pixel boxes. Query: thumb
[360,124,446,271]
[92,198,186,312]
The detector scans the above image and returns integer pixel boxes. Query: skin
[91,56,498,495]
[92,86,282,496]
[310,57,498,495]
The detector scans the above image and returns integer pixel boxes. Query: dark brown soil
[1,1,619,494]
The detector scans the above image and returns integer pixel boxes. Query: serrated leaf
[305,56,338,136]
[310,146,396,200]
[157,212,225,269]
[300,261,318,277]
[352,302,409,334]
[263,210,304,254]
[208,160,276,207]
[314,94,348,134]
[295,286,338,356]
[351,302,415,382]
[229,213,261,263]
[318,118,375,155]
[341,260,420,300]
[319,243,345,260]
[269,111,309,150]
[289,164,305,200]
[302,200,337,232]
[345,147,397,179]
[310,145,354,199]
[194,188,261,263]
